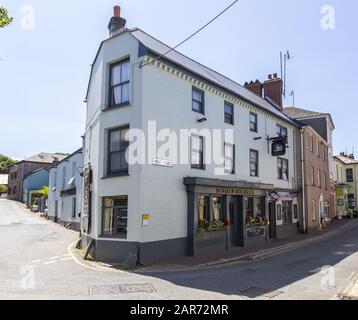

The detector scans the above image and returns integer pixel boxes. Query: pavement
[2,198,358,300]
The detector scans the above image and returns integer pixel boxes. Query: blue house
[22,168,49,206]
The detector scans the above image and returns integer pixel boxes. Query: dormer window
[109,59,130,107]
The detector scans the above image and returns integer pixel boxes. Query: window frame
[101,196,128,238]
[224,142,235,174]
[224,101,234,125]
[276,124,288,138]
[346,168,354,183]
[312,200,316,221]
[317,170,321,187]
[108,58,131,108]
[250,149,259,177]
[249,112,258,132]
[192,87,205,115]
[107,126,130,177]
[190,135,205,170]
[277,157,289,181]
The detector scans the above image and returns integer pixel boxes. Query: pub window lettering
[109,59,130,107]
[107,126,129,176]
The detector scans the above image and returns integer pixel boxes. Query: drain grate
[89,283,156,295]
[240,286,283,298]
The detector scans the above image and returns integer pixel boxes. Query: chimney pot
[263,73,283,110]
[114,6,121,17]
[108,5,127,36]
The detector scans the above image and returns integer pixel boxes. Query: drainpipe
[300,129,307,233]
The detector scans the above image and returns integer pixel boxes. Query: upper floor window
[53,171,57,187]
[192,87,205,114]
[191,135,205,170]
[277,158,288,181]
[62,167,66,187]
[310,166,315,185]
[347,168,354,183]
[109,59,130,107]
[324,173,327,190]
[276,124,288,138]
[317,170,321,187]
[316,141,320,157]
[224,143,235,174]
[249,112,258,132]
[224,102,234,125]
[108,126,129,176]
[250,149,259,177]
[310,135,314,152]
[322,145,326,161]
[72,161,76,177]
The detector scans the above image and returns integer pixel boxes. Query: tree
[0,7,13,28]
[0,154,16,173]
[0,184,7,193]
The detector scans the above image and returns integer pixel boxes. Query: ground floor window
[198,196,210,221]
[197,195,226,233]
[102,196,128,237]
[245,196,265,225]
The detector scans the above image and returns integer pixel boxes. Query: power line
[140,0,239,68]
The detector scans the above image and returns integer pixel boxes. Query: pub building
[81,7,304,265]
[185,178,300,256]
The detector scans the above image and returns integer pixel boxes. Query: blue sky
[0,0,356,159]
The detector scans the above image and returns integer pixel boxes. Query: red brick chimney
[263,73,283,110]
[108,5,127,36]
[244,80,263,97]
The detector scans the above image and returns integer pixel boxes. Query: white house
[48,149,83,231]
[81,7,302,265]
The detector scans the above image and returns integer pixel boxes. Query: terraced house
[81,7,304,265]
[334,153,358,217]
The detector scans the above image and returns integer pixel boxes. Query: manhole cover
[89,283,156,295]
[240,286,283,298]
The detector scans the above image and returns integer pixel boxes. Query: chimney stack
[244,80,263,97]
[263,73,283,110]
[108,6,127,36]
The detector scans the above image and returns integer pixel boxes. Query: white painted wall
[48,151,83,226]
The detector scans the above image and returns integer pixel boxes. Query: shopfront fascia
[184,177,278,256]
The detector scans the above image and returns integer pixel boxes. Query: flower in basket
[223,219,230,226]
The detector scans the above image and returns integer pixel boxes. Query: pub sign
[271,137,287,157]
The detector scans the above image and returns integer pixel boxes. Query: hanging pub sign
[271,137,287,156]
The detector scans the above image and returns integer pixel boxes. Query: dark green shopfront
[184,177,301,256]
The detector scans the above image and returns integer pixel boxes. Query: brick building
[7,153,66,202]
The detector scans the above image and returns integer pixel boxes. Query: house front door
[230,196,244,247]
